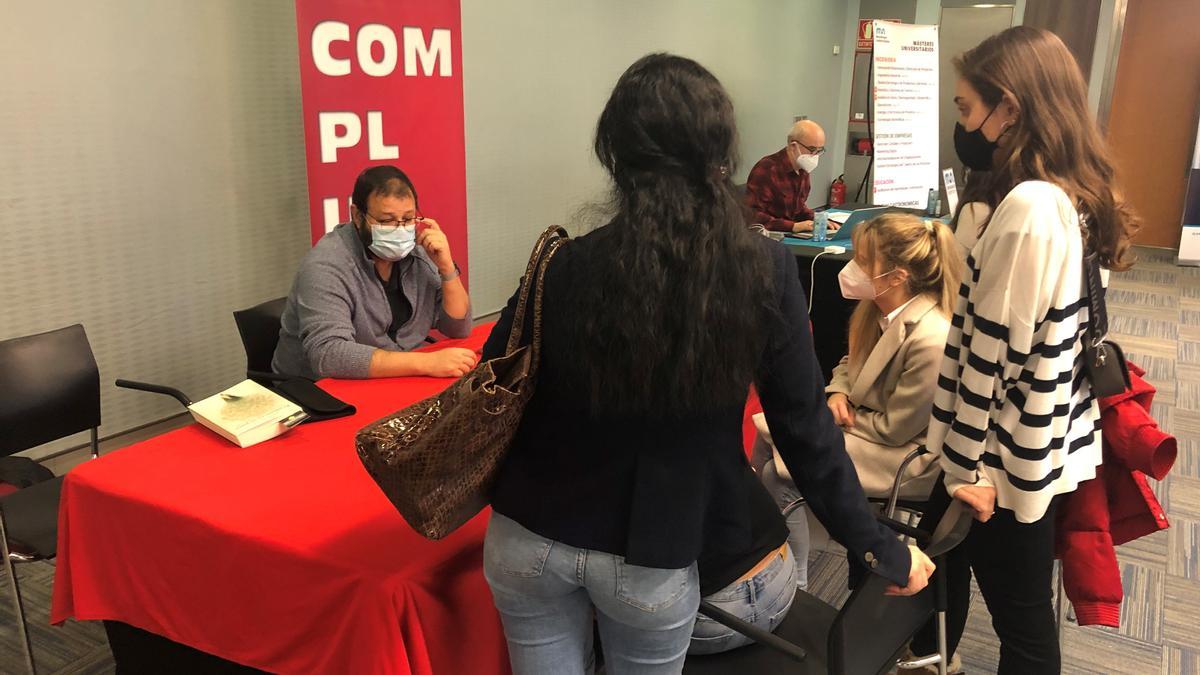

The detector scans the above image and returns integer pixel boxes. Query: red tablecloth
[52,325,511,675]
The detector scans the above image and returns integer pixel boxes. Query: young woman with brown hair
[909,26,1139,673]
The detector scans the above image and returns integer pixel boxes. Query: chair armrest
[114,379,192,408]
[697,601,808,663]
[885,447,927,518]
[875,514,929,544]
[922,500,972,559]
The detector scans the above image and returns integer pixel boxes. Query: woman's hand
[953,484,997,522]
[827,393,856,428]
[885,545,936,596]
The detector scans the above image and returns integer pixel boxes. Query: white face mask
[366,223,417,261]
[838,260,895,300]
[795,153,819,174]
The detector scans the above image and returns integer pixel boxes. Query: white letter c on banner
[312,21,351,76]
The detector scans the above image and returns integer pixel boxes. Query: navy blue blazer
[481,226,909,586]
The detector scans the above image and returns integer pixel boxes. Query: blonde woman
[753,213,962,587]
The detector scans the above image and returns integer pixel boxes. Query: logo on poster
[293,1,470,280]
[311,24,452,167]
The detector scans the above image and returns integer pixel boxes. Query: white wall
[460,0,856,314]
[1,1,858,448]
[0,1,309,456]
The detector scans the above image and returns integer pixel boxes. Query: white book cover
[187,380,307,448]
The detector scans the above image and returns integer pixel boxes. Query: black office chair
[232,297,287,381]
[0,324,101,675]
[683,496,973,675]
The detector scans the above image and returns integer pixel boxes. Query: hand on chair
[885,545,936,596]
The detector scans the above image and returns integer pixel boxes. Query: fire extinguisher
[829,174,847,207]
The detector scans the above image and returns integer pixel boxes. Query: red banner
[294,0,468,284]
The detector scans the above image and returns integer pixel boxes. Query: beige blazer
[757,295,951,500]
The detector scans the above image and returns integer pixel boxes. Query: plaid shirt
[744,148,815,232]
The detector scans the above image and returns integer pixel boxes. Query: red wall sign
[294,0,469,284]
[858,19,874,51]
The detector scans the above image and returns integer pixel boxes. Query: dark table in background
[785,241,855,383]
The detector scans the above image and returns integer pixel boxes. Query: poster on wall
[293,0,468,282]
[1178,113,1200,267]
[870,21,939,209]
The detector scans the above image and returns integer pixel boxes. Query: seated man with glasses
[745,119,837,235]
[272,165,476,380]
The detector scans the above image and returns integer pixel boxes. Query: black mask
[953,107,1000,171]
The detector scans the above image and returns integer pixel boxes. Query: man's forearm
[368,349,430,378]
[440,276,470,320]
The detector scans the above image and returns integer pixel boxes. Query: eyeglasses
[363,211,424,234]
[790,141,826,156]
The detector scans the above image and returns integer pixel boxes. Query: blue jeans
[484,513,701,675]
[760,459,813,589]
[688,545,799,655]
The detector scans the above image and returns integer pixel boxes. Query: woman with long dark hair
[908,27,1140,673]
[479,53,933,674]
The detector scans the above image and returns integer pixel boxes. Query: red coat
[1056,362,1176,627]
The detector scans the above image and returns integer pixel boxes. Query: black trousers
[911,486,1061,675]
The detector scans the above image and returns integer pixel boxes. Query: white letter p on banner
[318,112,362,163]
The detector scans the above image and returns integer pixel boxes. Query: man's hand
[953,484,998,522]
[419,348,478,378]
[791,220,814,233]
[885,545,936,596]
[827,393,856,428]
[416,218,455,275]
[826,220,841,232]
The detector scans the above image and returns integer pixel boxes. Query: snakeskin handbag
[355,226,568,539]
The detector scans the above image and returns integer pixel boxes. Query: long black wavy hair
[567,53,774,417]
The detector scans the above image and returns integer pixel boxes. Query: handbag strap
[527,237,566,372]
[505,226,569,355]
[1082,247,1108,348]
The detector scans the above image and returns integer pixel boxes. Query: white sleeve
[938,190,1068,491]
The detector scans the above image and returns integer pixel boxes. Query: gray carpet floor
[2,246,1196,674]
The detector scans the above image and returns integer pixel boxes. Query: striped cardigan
[928,181,1103,523]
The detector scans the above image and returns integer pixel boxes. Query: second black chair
[683,499,973,675]
[232,297,287,381]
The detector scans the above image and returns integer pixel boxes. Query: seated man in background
[745,119,836,235]
[272,165,476,379]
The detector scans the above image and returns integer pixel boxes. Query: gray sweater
[272,223,472,379]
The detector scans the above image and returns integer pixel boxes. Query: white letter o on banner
[357,24,398,77]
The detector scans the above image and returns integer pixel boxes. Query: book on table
[187,379,308,448]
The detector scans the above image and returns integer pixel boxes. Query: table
[51,325,511,675]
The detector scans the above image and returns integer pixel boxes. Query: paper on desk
[825,210,853,225]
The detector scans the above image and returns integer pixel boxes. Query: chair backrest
[0,324,100,457]
[232,297,287,375]
[827,500,973,675]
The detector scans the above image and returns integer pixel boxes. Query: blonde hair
[846,213,963,371]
